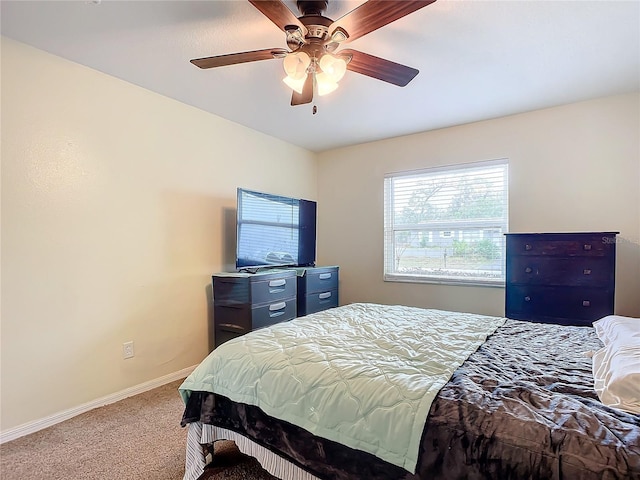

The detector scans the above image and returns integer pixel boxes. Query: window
[384,159,508,286]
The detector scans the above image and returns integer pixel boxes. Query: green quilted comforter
[179,303,506,472]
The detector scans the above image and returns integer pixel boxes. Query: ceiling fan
[190,0,437,106]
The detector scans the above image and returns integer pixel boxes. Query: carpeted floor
[0,379,276,480]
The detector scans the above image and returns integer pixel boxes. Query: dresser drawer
[508,256,614,286]
[214,296,296,333]
[300,267,339,295]
[506,285,613,324]
[250,275,296,304]
[299,289,339,316]
[252,297,297,328]
[213,270,297,305]
[506,234,615,257]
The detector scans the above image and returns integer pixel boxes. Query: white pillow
[591,315,640,415]
[593,315,640,346]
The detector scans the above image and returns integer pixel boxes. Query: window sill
[384,273,505,288]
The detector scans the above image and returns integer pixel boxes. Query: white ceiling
[2,0,639,153]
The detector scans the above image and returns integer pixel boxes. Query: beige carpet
[0,379,276,480]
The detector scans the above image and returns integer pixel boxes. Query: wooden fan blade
[191,48,288,69]
[340,49,418,87]
[291,74,314,106]
[249,0,304,32]
[331,0,436,43]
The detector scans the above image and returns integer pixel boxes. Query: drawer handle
[524,244,532,251]
[582,300,591,307]
[218,324,247,333]
[583,244,592,251]
[318,292,332,300]
[524,296,531,302]
[269,301,287,311]
[524,267,532,274]
[583,269,592,275]
[268,279,286,288]
[319,273,332,280]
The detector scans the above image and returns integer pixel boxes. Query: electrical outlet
[123,341,134,359]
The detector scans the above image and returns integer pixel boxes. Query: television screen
[236,188,316,271]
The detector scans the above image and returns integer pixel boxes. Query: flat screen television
[235,188,317,271]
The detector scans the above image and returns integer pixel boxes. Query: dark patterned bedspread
[182,319,640,480]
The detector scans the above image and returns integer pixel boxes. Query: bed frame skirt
[184,421,320,480]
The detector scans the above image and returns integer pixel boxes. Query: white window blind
[384,159,509,286]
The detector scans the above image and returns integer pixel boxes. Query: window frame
[383,159,509,288]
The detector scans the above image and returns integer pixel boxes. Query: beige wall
[0,38,317,431]
[317,93,640,318]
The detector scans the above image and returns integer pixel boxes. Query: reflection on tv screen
[236,188,316,270]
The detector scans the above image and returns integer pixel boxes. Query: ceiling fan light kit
[318,54,347,82]
[190,0,437,107]
[282,51,347,97]
[283,51,311,80]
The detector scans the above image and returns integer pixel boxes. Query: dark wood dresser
[505,232,618,326]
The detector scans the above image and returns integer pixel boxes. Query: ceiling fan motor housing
[296,0,333,40]
[297,1,328,16]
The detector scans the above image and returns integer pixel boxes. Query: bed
[179,303,640,480]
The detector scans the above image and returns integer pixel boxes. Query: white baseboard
[0,365,198,444]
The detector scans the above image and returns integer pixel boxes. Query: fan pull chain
[313,104,317,115]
